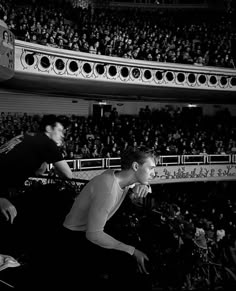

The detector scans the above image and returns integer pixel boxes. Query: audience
[1,0,235,68]
[142,181,236,289]
[1,2,235,289]
[1,106,236,159]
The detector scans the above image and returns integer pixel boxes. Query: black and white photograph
[0,0,236,290]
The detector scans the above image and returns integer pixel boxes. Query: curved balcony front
[1,39,236,102]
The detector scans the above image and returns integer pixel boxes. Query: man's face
[48,122,64,146]
[135,157,156,185]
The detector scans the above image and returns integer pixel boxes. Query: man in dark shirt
[0,114,73,223]
[0,115,73,289]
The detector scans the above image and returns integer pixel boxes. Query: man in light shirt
[61,146,156,290]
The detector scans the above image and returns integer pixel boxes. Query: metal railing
[47,154,236,172]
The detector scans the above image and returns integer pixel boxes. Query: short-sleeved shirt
[0,133,63,190]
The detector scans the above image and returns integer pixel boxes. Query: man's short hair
[39,114,69,132]
[120,146,155,170]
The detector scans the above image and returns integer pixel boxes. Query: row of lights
[25,53,236,87]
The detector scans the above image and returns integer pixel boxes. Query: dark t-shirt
[0,133,63,189]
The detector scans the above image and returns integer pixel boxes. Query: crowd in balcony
[1,0,235,68]
[1,106,236,159]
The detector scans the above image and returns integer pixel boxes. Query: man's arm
[86,193,150,274]
[86,190,135,255]
[53,160,73,179]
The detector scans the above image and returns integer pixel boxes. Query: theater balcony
[0,40,236,104]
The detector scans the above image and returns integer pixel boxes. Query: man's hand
[0,198,17,224]
[0,254,20,271]
[35,162,48,176]
[132,249,149,274]
[131,184,151,199]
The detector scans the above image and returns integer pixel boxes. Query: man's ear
[132,161,139,172]
[45,125,52,133]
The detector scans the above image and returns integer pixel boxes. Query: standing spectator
[60,146,156,291]
[0,114,73,290]
[0,114,72,224]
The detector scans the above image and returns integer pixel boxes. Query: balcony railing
[14,40,236,94]
[47,154,236,171]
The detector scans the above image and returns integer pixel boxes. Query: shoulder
[90,170,115,187]
[34,133,57,146]
[98,169,116,182]
[31,134,62,156]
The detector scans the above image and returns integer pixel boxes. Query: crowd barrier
[47,154,236,172]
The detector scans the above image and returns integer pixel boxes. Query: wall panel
[0,93,89,116]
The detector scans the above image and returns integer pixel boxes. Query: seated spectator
[3,1,235,68]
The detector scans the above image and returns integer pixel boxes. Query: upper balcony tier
[1,40,236,103]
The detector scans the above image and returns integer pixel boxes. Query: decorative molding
[153,164,236,183]
[30,163,236,184]
[15,40,236,92]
